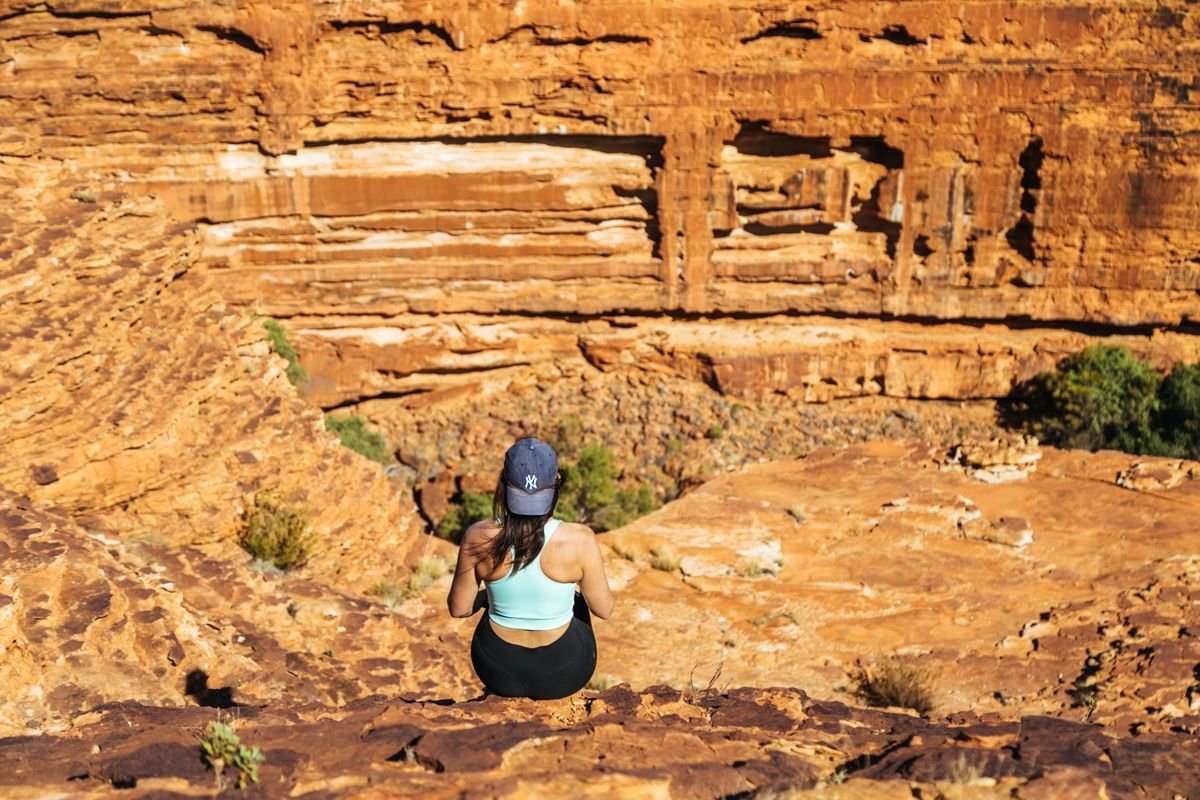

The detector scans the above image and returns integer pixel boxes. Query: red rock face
[3,2,1198,404]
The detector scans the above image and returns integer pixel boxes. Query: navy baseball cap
[503,438,558,516]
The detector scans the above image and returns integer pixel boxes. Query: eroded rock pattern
[2,687,1198,797]
[3,1,1199,406]
[0,162,428,593]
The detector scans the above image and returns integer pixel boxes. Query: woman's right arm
[578,527,615,619]
[447,523,487,618]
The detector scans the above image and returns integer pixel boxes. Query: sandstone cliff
[3,1,1199,408]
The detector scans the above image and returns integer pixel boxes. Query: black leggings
[470,593,596,700]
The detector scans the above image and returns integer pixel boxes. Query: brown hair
[473,470,560,575]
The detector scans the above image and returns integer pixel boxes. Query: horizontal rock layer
[290,313,1200,407]
[4,1,1199,337]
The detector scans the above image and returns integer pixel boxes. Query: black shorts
[470,593,597,700]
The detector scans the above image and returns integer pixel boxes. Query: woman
[447,437,615,699]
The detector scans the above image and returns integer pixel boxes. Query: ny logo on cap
[525,474,538,490]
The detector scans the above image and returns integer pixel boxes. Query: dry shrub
[649,545,681,572]
[238,491,316,570]
[855,658,936,716]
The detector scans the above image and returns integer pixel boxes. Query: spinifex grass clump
[263,319,308,386]
[238,491,316,570]
[199,719,264,790]
[648,545,681,573]
[367,557,453,607]
[854,659,936,716]
[325,414,392,465]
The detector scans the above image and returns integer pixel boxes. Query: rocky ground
[3,166,1200,798]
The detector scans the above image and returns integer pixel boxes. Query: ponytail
[473,470,559,574]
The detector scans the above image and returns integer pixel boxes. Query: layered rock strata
[4,1,1199,405]
[0,162,429,592]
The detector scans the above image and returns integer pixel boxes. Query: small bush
[199,720,264,790]
[368,558,453,607]
[854,659,936,716]
[238,492,316,570]
[1154,362,1200,458]
[1007,346,1200,457]
[263,319,308,386]
[558,444,657,531]
[437,490,493,542]
[325,414,392,464]
[1018,346,1160,450]
[706,424,725,439]
[649,545,681,572]
[610,540,638,562]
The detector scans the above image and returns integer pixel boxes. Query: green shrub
[325,414,392,464]
[1013,346,1161,451]
[556,444,658,531]
[263,319,308,386]
[706,424,725,439]
[238,492,316,570]
[199,720,264,790]
[1007,346,1200,457]
[437,490,493,542]
[855,659,936,716]
[1154,362,1200,458]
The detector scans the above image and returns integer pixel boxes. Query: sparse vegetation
[437,490,493,543]
[263,319,309,386]
[199,719,264,790]
[238,491,316,570]
[610,540,638,562]
[556,444,657,532]
[325,414,392,465]
[854,658,936,716]
[368,558,454,608]
[1006,345,1200,458]
[706,424,725,439]
[684,659,724,707]
[648,545,681,573]
[733,559,767,578]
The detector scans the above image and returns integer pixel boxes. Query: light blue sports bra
[486,519,577,631]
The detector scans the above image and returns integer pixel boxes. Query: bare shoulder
[462,519,500,547]
[553,521,598,547]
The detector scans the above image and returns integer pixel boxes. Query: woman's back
[447,437,614,699]
[485,518,577,631]
[462,517,613,647]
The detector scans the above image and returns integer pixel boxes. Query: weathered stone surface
[3,1,1199,405]
[0,162,430,593]
[291,314,1200,407]
[401,441,1200,737]
[0,688,1196,798]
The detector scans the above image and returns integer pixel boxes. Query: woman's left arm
[447,524,486,617]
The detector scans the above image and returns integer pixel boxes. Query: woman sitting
[447,437,615,700]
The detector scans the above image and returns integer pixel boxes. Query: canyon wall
[4,1,1199,406]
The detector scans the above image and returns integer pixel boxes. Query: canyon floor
[3,165,1200,798]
